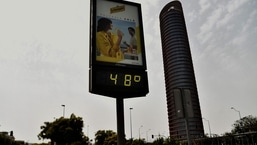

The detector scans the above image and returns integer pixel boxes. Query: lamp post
[139,125,143,140]
[202,118,212,138]
[87,125,89,137]
[61,104,65,117]
[231,107,241,119]
[146,129,151,142]
[129,108,133,140]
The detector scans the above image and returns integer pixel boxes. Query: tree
[128,138,146,145]
[152,137,164,145]
[95,130,117,145]
[163,136,179,145]
[231,115,257,133]
[38,114,88,145]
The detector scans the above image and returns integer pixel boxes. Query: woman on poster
[96,18,123,58]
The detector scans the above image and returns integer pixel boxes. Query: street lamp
[231,107,241,119]
[87,125,89,137]
[146,129,151,142]
[202,118,212,138]
[61,105,65,117]
[139,125,143,140]
[129,108,133,140]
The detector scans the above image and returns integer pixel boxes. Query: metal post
[203,118,212,138]
[61,105,65,117]
[146,129,151,142]
[139,125,143,140]
[130,108,133,140]
[117,97,126,145]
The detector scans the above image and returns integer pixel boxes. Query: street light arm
[231,107,241,119]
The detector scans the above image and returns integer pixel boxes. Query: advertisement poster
[95,0,144,66]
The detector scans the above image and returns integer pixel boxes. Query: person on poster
[123,27,137,54]
[96,18,123,58]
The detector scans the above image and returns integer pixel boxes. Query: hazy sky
[0,0,257,143]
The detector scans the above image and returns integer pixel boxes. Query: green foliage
[147,136,178,145]
[95,130,117,145]
[231,115,257,133]
[152,137,164,145]
[164,136,179,145]
[38,113,88,145]
[0,134,18,145]
[31,143,49,145]
[130,139,146,145]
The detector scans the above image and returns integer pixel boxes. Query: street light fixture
[231,107,241,119]
[202,118,212,138]
[61,105,65,117]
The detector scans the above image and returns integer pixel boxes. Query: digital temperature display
[97,73,142,87]
[90,67,149,98]
[89,0,148,98]
[109,74,141,86]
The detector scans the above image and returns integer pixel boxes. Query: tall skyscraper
[159,1,204,141]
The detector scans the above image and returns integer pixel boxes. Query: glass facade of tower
[159,1,204,140]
